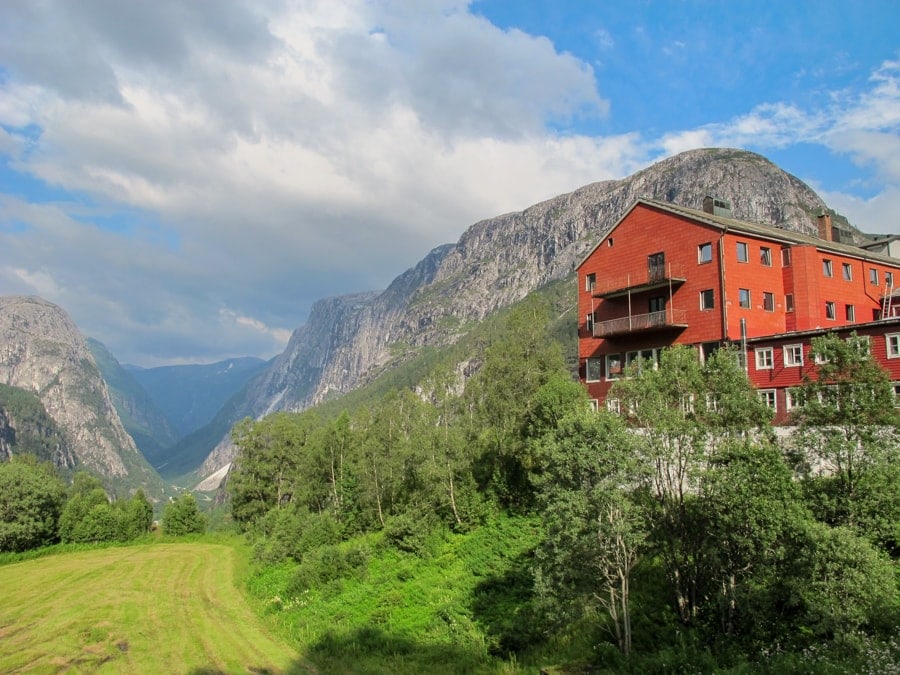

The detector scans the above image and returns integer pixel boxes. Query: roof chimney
[817,212,833,241]
[702,195,732,217]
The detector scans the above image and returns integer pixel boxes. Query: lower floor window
[758,389,777,411]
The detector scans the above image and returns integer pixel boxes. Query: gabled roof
[578,198,900,269]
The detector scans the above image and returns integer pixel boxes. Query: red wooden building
[577,198,900,416]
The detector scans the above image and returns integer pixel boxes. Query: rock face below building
[0,296,161,492]
[198,148,838,479]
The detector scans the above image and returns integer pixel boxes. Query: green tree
[0,455,66,552]
[793,332,899,551]
[533,407,645,655]
[611,345,772,626]
[163,493,207,536]
[58,472,110,543]
[124,489,154,539]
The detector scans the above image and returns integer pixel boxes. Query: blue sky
[0,1,898,366]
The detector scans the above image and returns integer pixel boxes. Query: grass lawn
[0,542,303,673]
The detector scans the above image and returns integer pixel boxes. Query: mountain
[0,383,75,468]
[194,148,848,479]
[0,296,164,495]
[87,338,178,467]
[125,357,267,438]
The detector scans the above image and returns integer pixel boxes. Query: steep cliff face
[0,296,161,491]
[198,148,836,477]
[0,383,75,467]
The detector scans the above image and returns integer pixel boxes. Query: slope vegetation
[0,543,300,673]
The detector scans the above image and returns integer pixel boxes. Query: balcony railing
[593,308,688,338]
[592,262,686,298]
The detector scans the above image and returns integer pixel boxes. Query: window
[586,358,603,382]
[785,388,802,411]
[606,353,623,380]
[842,262,853,281]
[893,383,900,407]
[760,247,772,266]
[781,247,792,267]
[607,238,614,247]
[588,399,599,412]
[784,344,804,367]
[649,296,665,313]
[758,389,777,411]
[706,393,719,412]
[785,294,794,312]
[848,335,870,356]
[698,242,713,264]
[763,292,775,312]
[586,313,594,334]
[606,398,621,415]
[845,304,856,322]
[681,394,695,415]
[626,348,662,371]
[736,241,749,262]
[823,259,833,277]
[887,333,900,359]
[585,273,596,292]
[755,347,774,370]
[825,301,836,320]
[887,271,894,287]
[814,350,830,365]
[870,268,879,285]
[700,289,715,310]
[738,288,751,308]
[700,342,720,362]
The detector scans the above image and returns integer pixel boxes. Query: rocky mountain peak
[198,148,836,478]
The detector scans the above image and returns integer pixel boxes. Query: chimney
[817,212,833,241]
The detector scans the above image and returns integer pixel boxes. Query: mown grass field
[0,542,302,673]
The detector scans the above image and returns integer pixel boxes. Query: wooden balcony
[593,308,688,338]
[592,263,686,299]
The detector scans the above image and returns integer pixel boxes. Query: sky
[1,1,898,367]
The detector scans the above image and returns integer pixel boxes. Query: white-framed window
[845,304,856,322]
[760,247,772,266]
[785,294,794,312]
[814,350,830,365]
[784,344,804,367]
[842,262,853,281]
[736,241,749,263]
[763,292,775,312]
[825,301,836,320]
[738,288,751,308]
[700,289,715,310]
[625,348,661,372]
[892,383,900,407]
[870,268,879,286]
[586,358,603,382]
[681,394,695,415]
[755,347,774,370]
[785,388,803,411]
[706,393,719,412]
[606,398,621,414]
[588,399,599,412]
[606,353,624,381]
[586,313,595,334]
[758,389,777,411]
[823,259,833,277]
[887,333,900,359]
[698,242,713,264]
[887,271,894,287]
[781,247,792,267]
[585,272,596,292]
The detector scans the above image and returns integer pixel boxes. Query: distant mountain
[87,338,178,467]
[125,357,268,438]
[0,296,164,496]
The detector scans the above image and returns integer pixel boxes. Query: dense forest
[226,297,899,672]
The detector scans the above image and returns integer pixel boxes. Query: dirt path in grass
[0,543,308,673]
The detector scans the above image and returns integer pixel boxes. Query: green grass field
[0,542,302,673]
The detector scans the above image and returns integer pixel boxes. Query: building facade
[578,198,900,414]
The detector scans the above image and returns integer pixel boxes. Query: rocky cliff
[0,296,162,492]
[198,148,840,478]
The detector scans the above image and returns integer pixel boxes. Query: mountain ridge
[195,148,846,478]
